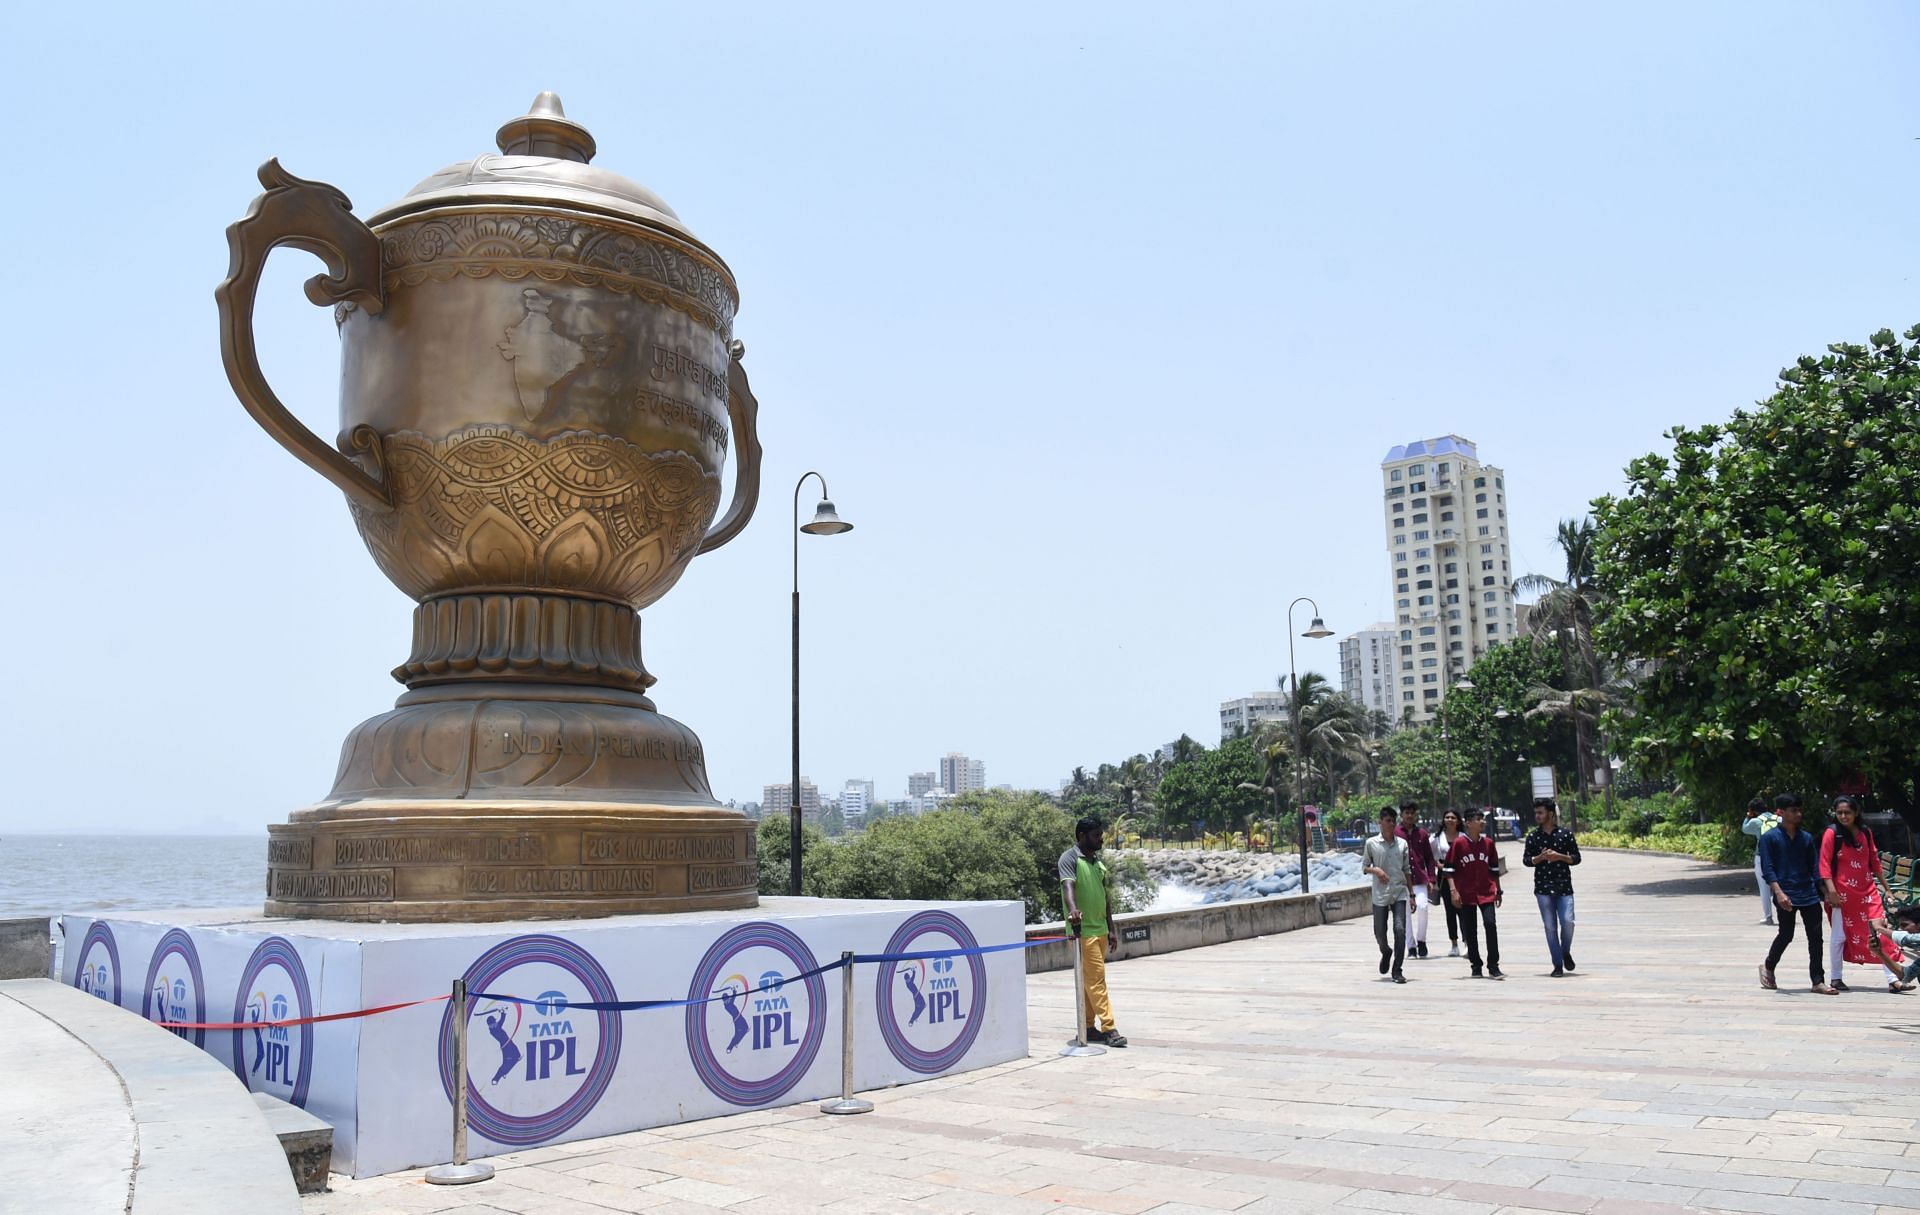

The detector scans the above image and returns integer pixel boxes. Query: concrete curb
[0,978,302,1214]
[1023,888,1369,973]
[1582,846,1740,866]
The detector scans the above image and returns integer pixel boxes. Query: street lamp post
[1440,676,1473,813]
[1486,707,1509,808]
[791,472,852,897]
[1287,597,1334,892]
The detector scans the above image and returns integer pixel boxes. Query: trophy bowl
[218,95,764,921]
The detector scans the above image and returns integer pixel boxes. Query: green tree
[1513,517,1616,805]
[1153,736,1266,835]
[755,816,837,896]
[1441,638,1579,809]
[1593,324,1920,818]
[1377,723,1472,810]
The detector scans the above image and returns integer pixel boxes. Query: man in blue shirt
[1758,793,1835,994]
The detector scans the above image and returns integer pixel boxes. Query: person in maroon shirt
[1399,802,1437,959]
[1447,807,1505,979]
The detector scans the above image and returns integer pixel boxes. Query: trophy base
[266,804,758,922]
[265,682,758,922]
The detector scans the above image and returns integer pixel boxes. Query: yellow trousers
[1079,934,1115,1033]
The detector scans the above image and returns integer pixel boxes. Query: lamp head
[1454,677,1475,691]
[1303,616,1333,639]
[801,499,853,536]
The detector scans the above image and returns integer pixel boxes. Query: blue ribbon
[473,936,1065,1013]
[850,936,1065,965]
[473,957,848,1013]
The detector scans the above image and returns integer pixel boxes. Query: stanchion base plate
[820,1097,876,1115]
[426,1163,496,1185]
[1058,1043,1107,1057]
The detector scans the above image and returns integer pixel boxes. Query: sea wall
[0,917,51,980]
[1023,886,1369,973]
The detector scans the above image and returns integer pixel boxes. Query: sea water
[0,834,262,919]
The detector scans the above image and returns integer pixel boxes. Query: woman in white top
[1430,810,1465,957]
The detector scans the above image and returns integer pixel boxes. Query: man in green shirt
[1057,816,1125,1047]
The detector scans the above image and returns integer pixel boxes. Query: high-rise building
[762,778,821,818]
[939,753,986,795]
[1338,623,1398,721]
[907,771,937,798]
[841,780,872,821]
[1219,693,1289,741]
[1380,435,1517,724]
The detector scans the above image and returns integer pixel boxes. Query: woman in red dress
[1818,796,1912,994]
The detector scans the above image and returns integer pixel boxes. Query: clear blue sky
[3,3,1915,832]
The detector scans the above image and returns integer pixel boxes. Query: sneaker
[1562,955,1575,973]
[1417,942,1429,959]
[1832,980,1850,994]
[1488,966,1505,980]
[1550,967,1565,978]
[1379,951,1391,975]
[1104,1033,1129,1048]
[1758,964,1776,990]
[1448,943,1460,958]
[1470,965,1484,978]
[1392,973,1407,984]
[1085,1027,1108,1043]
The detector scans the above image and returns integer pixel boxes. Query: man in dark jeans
[1759,793,1835,995]
[1446,808,1504,980]
[1363,806,1413,984]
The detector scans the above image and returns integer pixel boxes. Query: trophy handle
[216,159,392,512]
[697,342,763,553]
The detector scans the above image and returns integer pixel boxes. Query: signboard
[1120,924,1152,945]
[1530,766,1556,799]
[1593,766,1610,788]
[63,899,1028,1177]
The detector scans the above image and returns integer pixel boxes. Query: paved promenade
[309,850,1919,1215]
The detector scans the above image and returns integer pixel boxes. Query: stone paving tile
[1683,1191,1880,1215]
[311,853,1915,1215]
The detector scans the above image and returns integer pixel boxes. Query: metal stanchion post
[1058,927,1105,1058]
[426,978,495,1185]
[821,951,874,1114]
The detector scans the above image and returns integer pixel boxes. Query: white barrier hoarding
[60,898,1028,1177]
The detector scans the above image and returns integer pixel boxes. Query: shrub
[1579,822,1729,863]
[756,790,1154,923]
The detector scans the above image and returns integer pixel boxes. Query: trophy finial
[496,92,597,163]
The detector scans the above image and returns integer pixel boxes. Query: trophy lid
[369,92,715,255]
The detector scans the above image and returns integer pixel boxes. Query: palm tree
[1512,517,1611,813]
[1277,673,1372,808]
[1167,734,1204,767]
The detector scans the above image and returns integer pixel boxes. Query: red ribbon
[157,993,449,1031]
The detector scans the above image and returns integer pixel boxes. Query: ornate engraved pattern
[380,213,738,333]
[395,593,654,691]
[348,426,721,605]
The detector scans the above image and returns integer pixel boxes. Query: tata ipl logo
[141,929,207,1049]
[230,937,315,1108]
[686,923,825,1106]
[438,935,622,1147]
[875,911,986,1074]
[73,923,122,1007]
